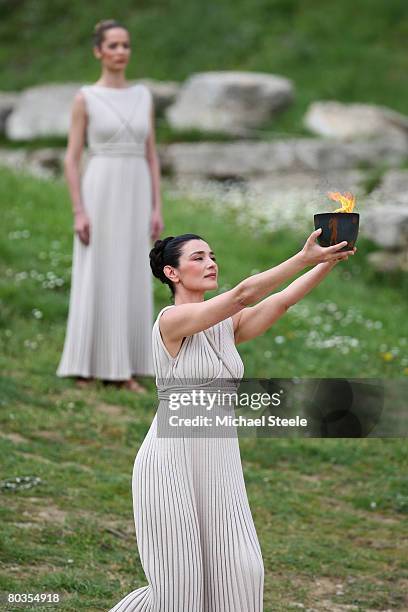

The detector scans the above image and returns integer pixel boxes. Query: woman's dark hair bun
[149,233,203,299]
[149,237,174,282]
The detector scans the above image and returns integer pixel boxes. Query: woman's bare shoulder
[69,89,88,121]
[74,88,87,102]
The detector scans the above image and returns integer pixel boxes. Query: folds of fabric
[108,308,264,611]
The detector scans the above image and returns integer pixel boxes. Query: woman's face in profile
[94,27,131,70]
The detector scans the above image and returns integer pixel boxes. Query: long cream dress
[57,83,154,379]
[108,305,265,611]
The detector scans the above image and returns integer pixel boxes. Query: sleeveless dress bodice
[81,84,152,157]
[153,305,245,382]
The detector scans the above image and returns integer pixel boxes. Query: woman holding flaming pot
[108,229,355,611]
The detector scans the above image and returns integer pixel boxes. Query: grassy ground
[1,0,408,138]
[0,165,407,611]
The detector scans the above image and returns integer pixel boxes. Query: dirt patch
[4,562,61,579]
[16,450,53,464]
[322,496,401,525]
[0,431,29,444]
[95,402,133,422]
[302,577,357,611]
[369,514,401,526]
[18,504,98,526]
[97,402,125,417]
[310,601,359,611]
[34,505,68,524]
[58,387,96,401]
[288,574,397,612]
[34,430,64,442]
[59,460,94,473]
[101,517,136,540]
[299,474,325,485]
[14,449,94,474]
[352,536,402,550]
[24,496,43,504]
[15,508,136,537]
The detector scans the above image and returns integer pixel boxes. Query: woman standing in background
[57,19,164,392]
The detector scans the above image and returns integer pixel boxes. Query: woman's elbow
[233,281,255,308]
[282,298,292,312]
[64,154,79,175]
[146,149,159,168]
[281,297,294,313]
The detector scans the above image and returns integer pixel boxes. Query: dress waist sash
[88,142,146,157]
[157,380,240,404]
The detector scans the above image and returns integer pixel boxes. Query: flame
[327,191,356,213]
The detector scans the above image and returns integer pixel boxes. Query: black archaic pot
[314,213,359,252]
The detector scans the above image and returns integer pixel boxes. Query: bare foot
[122,379,147,394]
[76,377,93,387]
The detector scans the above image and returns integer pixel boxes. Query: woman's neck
[174,290,205,305]
[96,71,128,88]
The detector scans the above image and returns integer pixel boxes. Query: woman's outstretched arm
[160,229,353,342]
[232,254,355,344]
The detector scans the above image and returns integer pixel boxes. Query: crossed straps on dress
[85,85,146,156]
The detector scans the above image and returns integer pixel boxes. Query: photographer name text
[168,415,308,428]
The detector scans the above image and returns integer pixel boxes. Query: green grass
[1,165,407,610]
[1,0,408,139]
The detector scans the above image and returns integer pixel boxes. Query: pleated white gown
[108,305,264,611]
[57,83,154,379]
